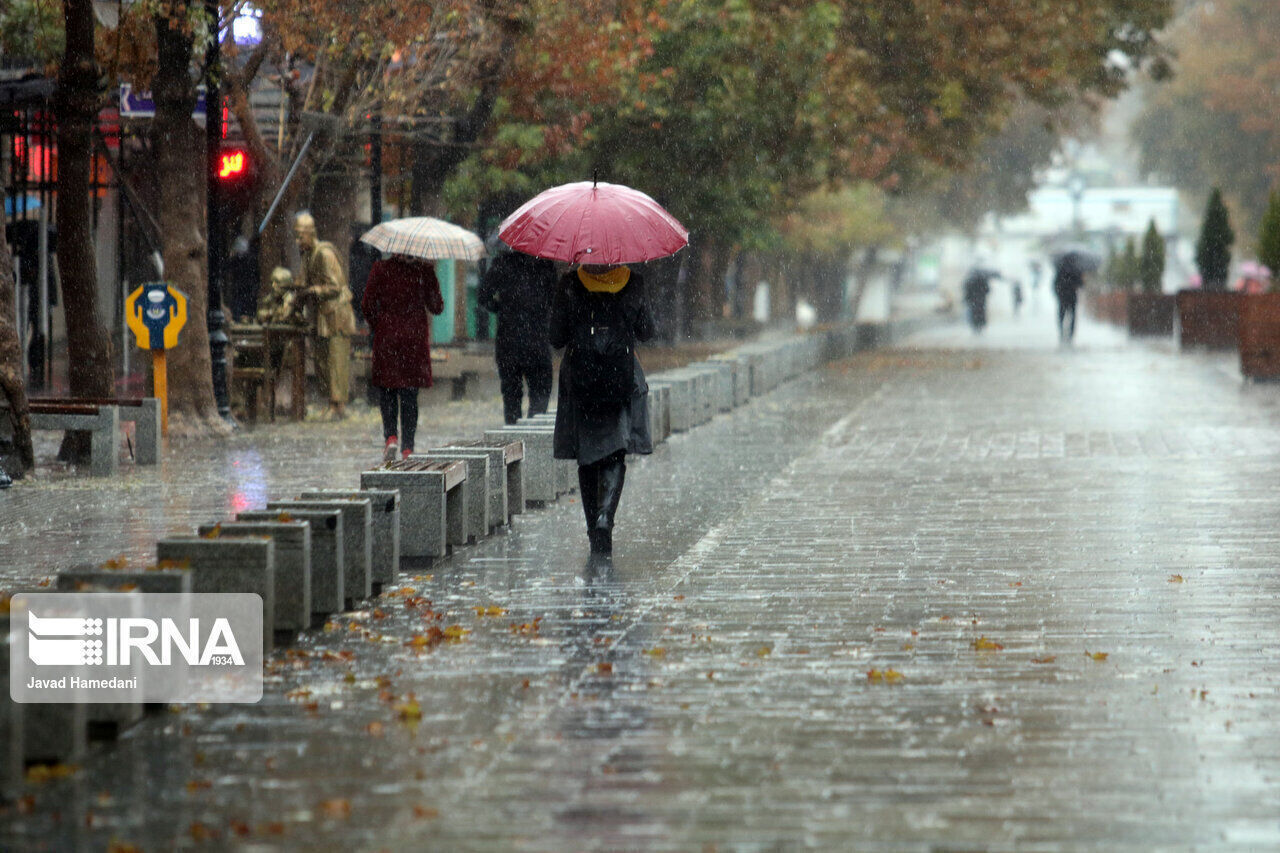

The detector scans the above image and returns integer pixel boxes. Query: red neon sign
[218,150,247,179]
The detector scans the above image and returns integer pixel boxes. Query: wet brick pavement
[4,309,1280,850]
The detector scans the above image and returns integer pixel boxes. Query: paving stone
[9,316,1280,850]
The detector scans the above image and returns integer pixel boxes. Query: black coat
[478,252,556,354]
[550,270,655,465]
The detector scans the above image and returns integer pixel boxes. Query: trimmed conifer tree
[1196,188,1234,291]
[1119,235,1140,291]
[1258,191,1280,289]
[1139,219,1165,294]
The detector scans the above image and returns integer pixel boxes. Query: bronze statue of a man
[294,212,356,420]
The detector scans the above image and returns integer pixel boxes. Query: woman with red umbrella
[549,262,656,558]
[501,180,687,560]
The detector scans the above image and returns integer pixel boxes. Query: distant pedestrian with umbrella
[500,179,687,560]
[478,244,557,424]
[962,265,1000,334]
[359,216,485,461]
[1053,250,1088,344]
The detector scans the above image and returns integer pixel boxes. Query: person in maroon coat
[360,255,445,461]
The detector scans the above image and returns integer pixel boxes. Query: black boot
[578,464,603,552]
[0,467,11,489]
[592,455,626,555]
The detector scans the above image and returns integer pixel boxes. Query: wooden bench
[29,397,160,465]
[361,459,468,568]
[431,351,486,401]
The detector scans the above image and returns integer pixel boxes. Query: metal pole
[38,204,50,389]
[206,0,231,421]
[257,131,314,235]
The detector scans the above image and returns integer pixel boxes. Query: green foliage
[1131,0,1280,242]
[1258,192,1280,287]
[778,184,900,256]
[1139,219,1165,294]
[0,0,63,66]
[1196,188,1235,291]
[1116,236,1140,292]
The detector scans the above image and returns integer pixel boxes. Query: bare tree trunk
[811,253,849,323]
[311,146,359,268]
[683,238,731,339]
[56,0,115,462]
[0,185,35,477]
[153,17,222,433]
[846,245,880,323]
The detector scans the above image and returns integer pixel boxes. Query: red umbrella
[498,180,689,265]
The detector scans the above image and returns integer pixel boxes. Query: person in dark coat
[1053,253,1086,344]
[478,250,556,424]
[550,263,655,559]
[360,255,444,461]
[962,268,997,333]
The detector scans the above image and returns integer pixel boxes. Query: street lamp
[1068,174,1087,238]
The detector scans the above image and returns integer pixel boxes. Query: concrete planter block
[297,490,399,590]
[0,610,88,767]
[441,440,524,524]
[688,369,716,423]
[484,428,555,505]
[649,374,694,433]
[197,521,311,633]
[409,453,489,542]
[270,499,371,605]
[710,354,750,407]
[694,359,738,411]
[515,421,574,495]
[238,509,342,620]
[57,588,146,739]
[155,538,275,653]
[362,459,467,568]
[646,384,670,444]
[56,566,192,594]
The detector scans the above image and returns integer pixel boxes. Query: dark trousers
[379,387,419,450]
[497,344,552,425]
[1058,297,1077,341]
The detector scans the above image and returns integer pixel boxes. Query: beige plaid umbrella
[359,217,486,261]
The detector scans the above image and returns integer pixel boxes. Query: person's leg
[527,350,553,417]
[1056,299,1067,339]
[578,463,601,550]
[593,450,627,555]
[328,333,351,417]
[1066,299,1077,340]
[312,335,330,412]
[497,352,523,425]
[379,387,399,461]
[399,388,419,454]
[379,387,398,440]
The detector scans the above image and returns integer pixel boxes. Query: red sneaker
[401,447,414,460]
[383,436,399,464]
